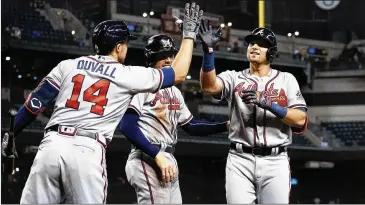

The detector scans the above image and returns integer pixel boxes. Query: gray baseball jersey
[125,86,192,204]
[217,68,307,147]
[20,55,166,204]
[45,55,165,142]
[216,68,306,203]
[128,86,193,145]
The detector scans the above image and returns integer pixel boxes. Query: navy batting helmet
[244,27,279,63]
[144,34,178,66]
[92,20,138,55]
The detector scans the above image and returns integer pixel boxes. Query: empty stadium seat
[321,121,365,147]
[2,0,76,45]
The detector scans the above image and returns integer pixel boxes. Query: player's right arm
[171,2,204,84]
[198,18,224,95]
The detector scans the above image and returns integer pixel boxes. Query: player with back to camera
[120,34,230,204]
[1,2,203,203]
[198,19,308,204]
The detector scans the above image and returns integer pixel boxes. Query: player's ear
[116,41,128,53]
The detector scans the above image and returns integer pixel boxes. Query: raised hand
[198,19,222,53]
[181,2,204,41]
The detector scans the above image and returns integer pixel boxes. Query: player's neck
[249,63,271,77]
[108,53,119,62]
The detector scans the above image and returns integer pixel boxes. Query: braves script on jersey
[217,68,307,147]
[44,55,165,142]
[128,86,193,145]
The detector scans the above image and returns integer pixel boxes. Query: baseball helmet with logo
[244,27,279,63]
[144,34,178,66]
[92,20,138,55]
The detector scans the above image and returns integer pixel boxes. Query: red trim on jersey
[86,56,119,64]
[253,107,257,146]
[141,160,154,204]
[179,114,193,126]
[45,77,60,90]
[153,69,163,93]
[23,101,46,115]
[101,147,107,203]
[263,71,280,146]
[128,105,142,116]
[242,71,259,146]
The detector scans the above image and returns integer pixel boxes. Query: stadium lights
[18,74,22,79]
[142,12,148,18]
[5,56,10,61]
[294,31,299,36]
[227,22,232,27]
[220,23,225,28]
[71,30,75,35]
[149,11,154,16]
[186,75,191,80]
[287,32,292,37]
[33,76,38,80]
[15,167,19,172]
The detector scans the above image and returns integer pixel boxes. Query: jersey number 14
[65,74,110,115]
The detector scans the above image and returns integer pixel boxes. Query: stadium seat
[2,0,77,45]
[321,121,365,147]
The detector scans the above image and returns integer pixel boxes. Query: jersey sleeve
[176,89,193,126]
[44,62,63,90]
[286,73,307,110]
[125,66,174,94]
[215,70,235,102]
[128,93,148,116]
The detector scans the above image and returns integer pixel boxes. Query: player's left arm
[14,63,62,136]
[280,73,308,133]
[177,89,229,135]
[180,118,229,136]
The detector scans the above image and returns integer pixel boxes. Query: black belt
[230,142,287,156]
[46,125,98,140]
[133,144,175,154]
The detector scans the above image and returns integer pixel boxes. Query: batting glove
[198,19,222,53]
[180,2,203,41]
[241,90,272,109]
[1,133,18,159]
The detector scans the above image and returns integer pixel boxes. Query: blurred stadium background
[1,0,365,203]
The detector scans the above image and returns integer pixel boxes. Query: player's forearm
[14,78,59,136]
[119,111,160,158]
[181,119,228,136]
[200,70,220,94]
[14,105,37,136]
[267,103,307,128]
[171,39,194,84]
[199,53,222,95]
[280,108,308,128]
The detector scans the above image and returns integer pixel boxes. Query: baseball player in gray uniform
[198,21,308,204]
[1,4,204,203]
[120,34,229,204]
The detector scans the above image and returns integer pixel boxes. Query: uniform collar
[91,55,119,64]
[243,68,275,79]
